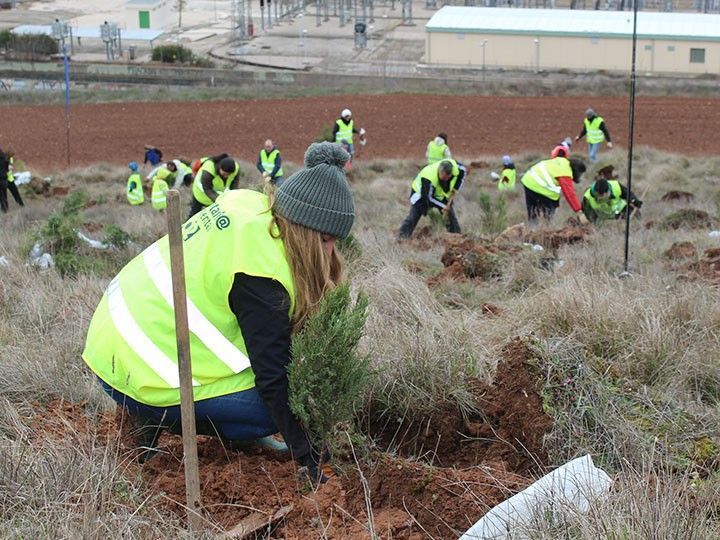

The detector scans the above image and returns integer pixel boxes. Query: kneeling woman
[82,143,354,484]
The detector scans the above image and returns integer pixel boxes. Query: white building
[124,0,175,30]
[426,7,720,75]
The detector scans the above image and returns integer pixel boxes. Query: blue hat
[128,161,138,171]
[502,155,512,166]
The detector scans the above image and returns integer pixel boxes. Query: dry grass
[1,151,720,537]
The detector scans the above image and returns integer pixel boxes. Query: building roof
[13,24,163,41]
[426,7,720,41]
[126,0,166,6]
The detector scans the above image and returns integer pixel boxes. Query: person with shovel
[582,164,642,224]
[82,142,354,486]
[398,159,466,238]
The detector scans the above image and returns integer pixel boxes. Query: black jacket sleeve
[619,184,640,206]
[332,121,340,140]
[256,154,264,174]
[270,155,282,179]
[228,273,316,466]
[600,121,612,143]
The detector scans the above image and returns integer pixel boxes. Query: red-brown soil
[681,248,720,286]
[5,95,719,170]
[429,229,584,283]
[661,190,695,202]
[32,340,550,538]
[664,241,697,260]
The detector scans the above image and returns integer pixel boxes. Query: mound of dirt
[525,226,587,250]
[368,339,553,474]
[661,208,715,230]
[32,339,550,538]
[429,235,518,284]
[664,241,697,260]
[661,190,695,202]
[682,248,720,285]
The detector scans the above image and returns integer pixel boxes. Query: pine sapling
[288,283,371,460]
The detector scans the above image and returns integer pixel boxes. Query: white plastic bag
[459,455,612,540]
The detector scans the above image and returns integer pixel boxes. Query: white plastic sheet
[459,455,612,540]
[12,172,32,186]
[28,242,54,269]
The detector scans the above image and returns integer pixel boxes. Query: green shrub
[35,190,133,277]
[288,284,371,458]
[103,224,134,249]
[151,44,213,67]
[0,32,58,59]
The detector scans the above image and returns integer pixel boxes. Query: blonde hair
[270,212,343,333]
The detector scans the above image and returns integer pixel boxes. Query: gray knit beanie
[273,142,355,239]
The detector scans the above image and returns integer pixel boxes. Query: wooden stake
[166,190,203,532]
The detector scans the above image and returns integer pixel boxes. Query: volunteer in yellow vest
[256,139,285,187]
[82,142,354,485]
[496,155,516,192]
[575,108,613,163]
[3,147,24,209]
[190,154,241,218]
[582,164,642,224]
[398,159,467,238]
[520,156,587,224]
[332,108,366,162]
[172,158,194,188]
[126,161,144,206]
[150,162,175,211]
[426,133,451,164]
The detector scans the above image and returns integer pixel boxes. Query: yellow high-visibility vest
[82,190,296,407]
[520,157,573,201]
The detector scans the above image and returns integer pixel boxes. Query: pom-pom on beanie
[274,142,355,239]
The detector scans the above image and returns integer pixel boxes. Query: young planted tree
[288,283,371,459]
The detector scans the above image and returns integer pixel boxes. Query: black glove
[633,199,643,209]
[299,452,328,487]
[305,463,329,486]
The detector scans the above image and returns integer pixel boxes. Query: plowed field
[5,94,718,169]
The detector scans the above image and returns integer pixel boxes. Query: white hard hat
[341,108,352,118]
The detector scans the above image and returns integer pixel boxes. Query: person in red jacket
[520,156,587,224]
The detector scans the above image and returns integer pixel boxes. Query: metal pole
[623,0,639,273]
[166,191,203,532]
[62,44,71,166]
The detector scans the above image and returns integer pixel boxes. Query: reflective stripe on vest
[141,243,251,373]
[585,116,605,144]
[427,141,447,163]
[520,157,572,201]
[127,173,144,205]
[151,179,168,210]
[7,157,14,183]
[192,159,239,207]
[82,190,295,407]
[335,119,354,144]
[498,168,516,191]
[583,180,627,217]
[106,276,193,388]
[260,149,284,177]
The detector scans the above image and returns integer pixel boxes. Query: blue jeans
[588,142,601,162]
[100,379,277,442]
[272,176,285,187]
